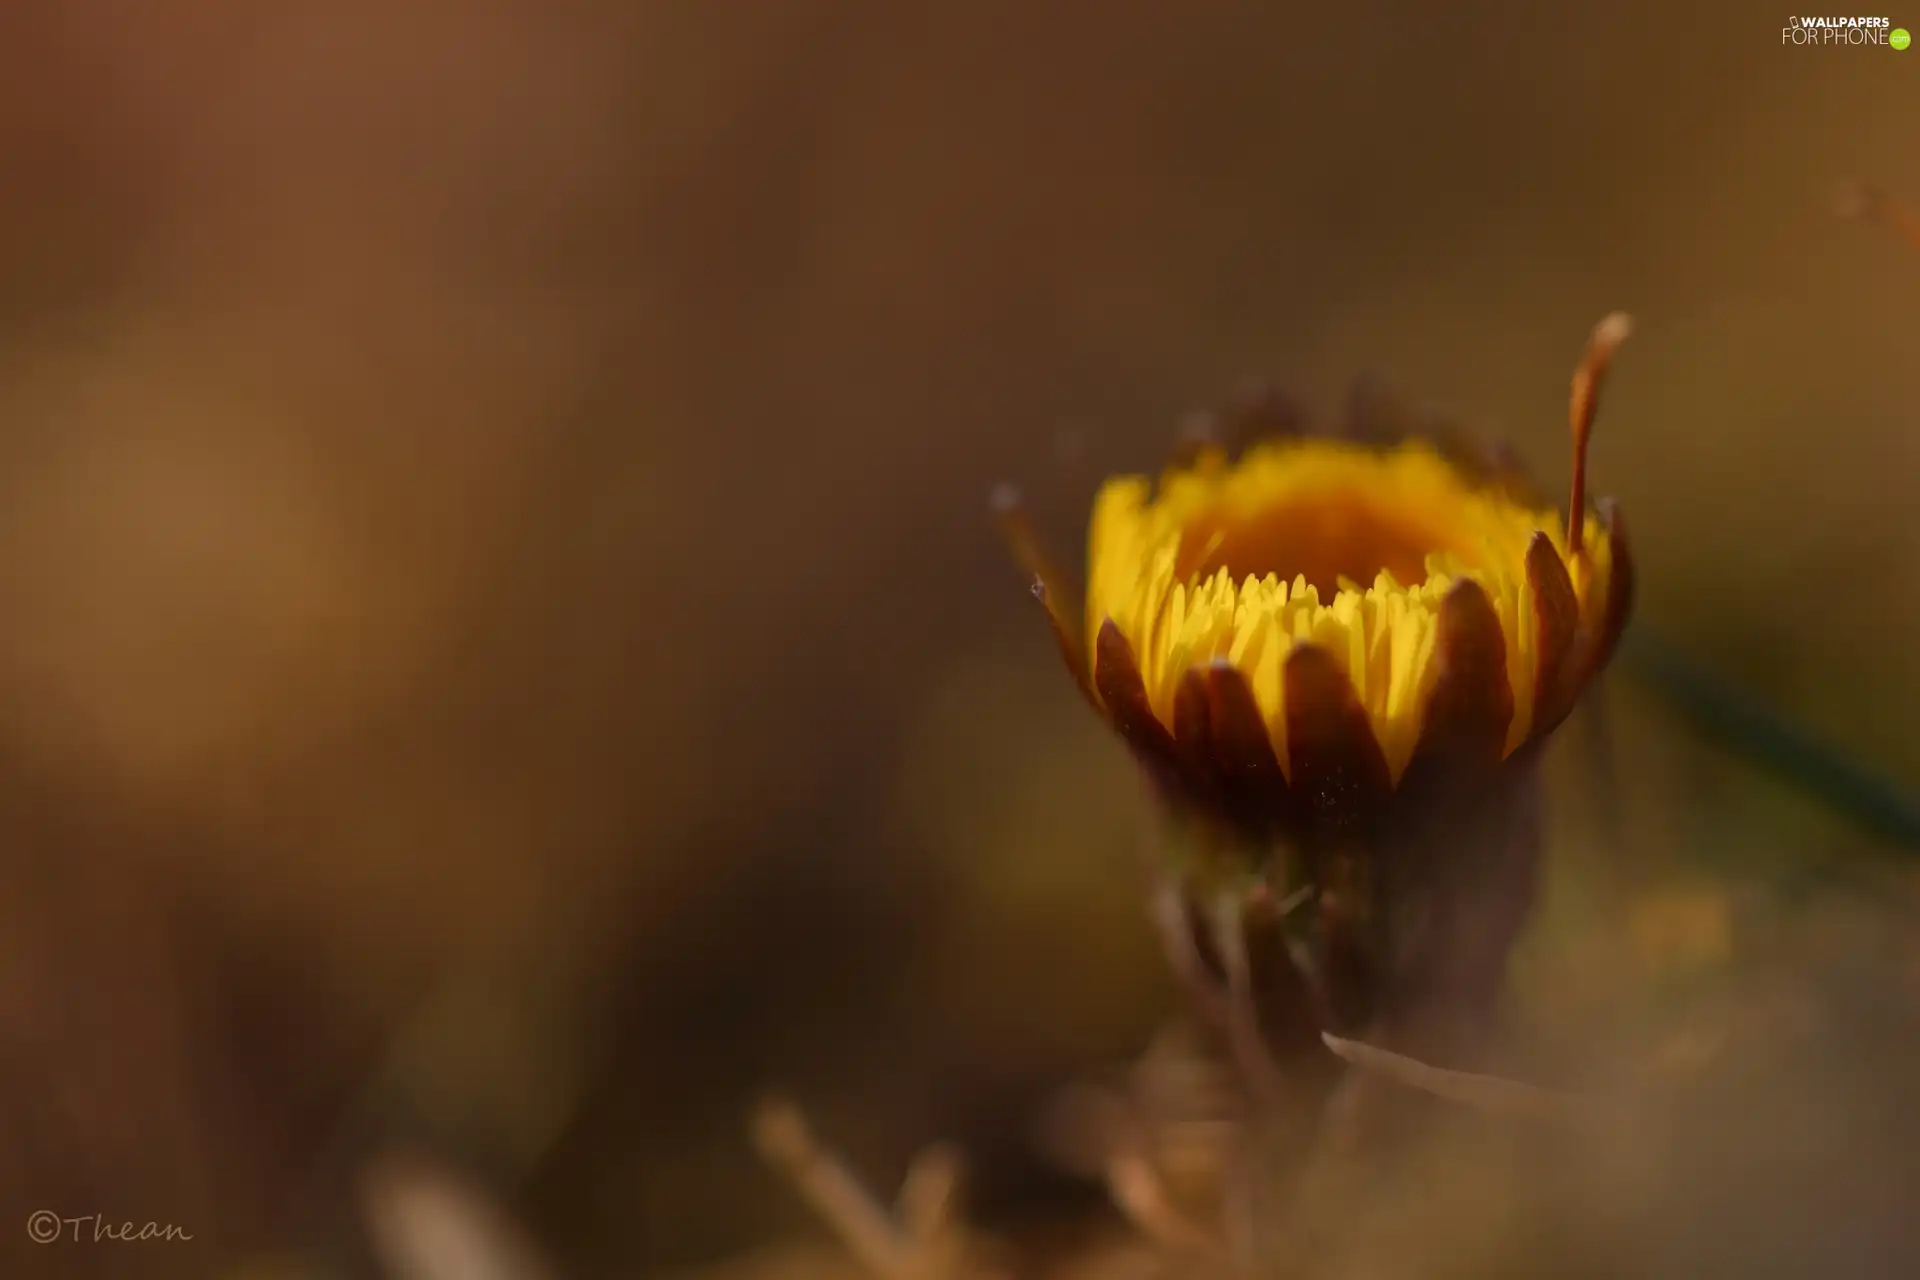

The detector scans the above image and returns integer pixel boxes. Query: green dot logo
[1894,27,1912,49]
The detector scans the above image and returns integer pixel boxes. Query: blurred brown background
[0,1,1916,1276]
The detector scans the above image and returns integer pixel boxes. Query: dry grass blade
[753,1097,915,1278]
[1320,1034,1610,1131]
[1105,1148,1223,1260]
[360,1151,560,1280]
[753,1096,997,1280]
[895,1145,964,1249]
[1040,1034,1233,1263]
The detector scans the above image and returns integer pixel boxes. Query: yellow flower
[1087,438,1616,779]
[1001,315,1634,852]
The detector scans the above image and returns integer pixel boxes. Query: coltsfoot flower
[1000,315,1636,1049]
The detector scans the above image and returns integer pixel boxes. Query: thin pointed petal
[1170,669,1220,808]
[1202,660,1293,835]
[1409,578,1514,771]
[1590,499,1634,678]
[1283,644,1392,836]
[1565,312,1632,556]
[994,485,1098,707]
[993,484,1084,647]
[1524,533,1581,740]
[1093,621,1185,786]
[1031,580,1099,710]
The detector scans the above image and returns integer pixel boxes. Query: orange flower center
[1178,487,1490,600]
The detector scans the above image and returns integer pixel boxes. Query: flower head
[1000,315,1634,860]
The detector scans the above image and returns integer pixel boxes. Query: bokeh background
[1,2,1917,1276]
